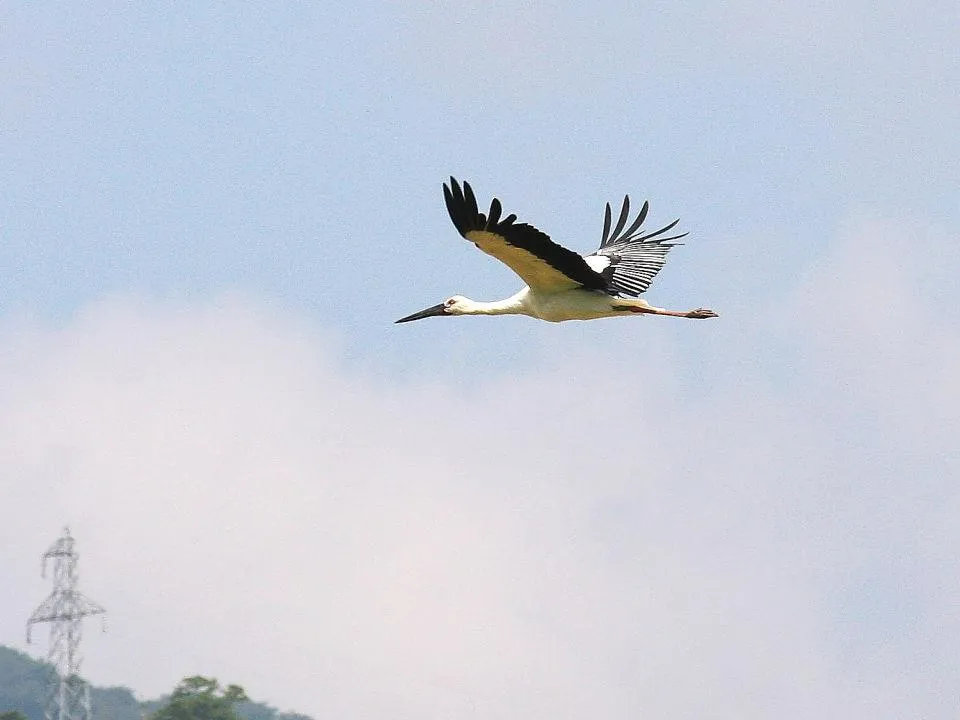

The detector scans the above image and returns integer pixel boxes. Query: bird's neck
[464,293,525,316]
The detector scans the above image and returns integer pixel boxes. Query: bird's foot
[686,308,719,319]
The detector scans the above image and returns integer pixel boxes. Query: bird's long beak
[395,302,449,324]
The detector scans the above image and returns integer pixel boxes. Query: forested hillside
[0,647,311,720]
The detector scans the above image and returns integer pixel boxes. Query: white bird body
[444,288,664,323]
[523,288,615,322]
[396,178,718,325]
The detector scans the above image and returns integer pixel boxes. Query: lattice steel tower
[26,527,106,720]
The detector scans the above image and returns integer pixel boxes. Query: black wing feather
[590,195,688,297]
[444,177,606,291]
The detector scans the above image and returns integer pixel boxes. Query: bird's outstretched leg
[613,299,718,319]
[645,307,718,318]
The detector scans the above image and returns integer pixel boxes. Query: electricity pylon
[27,527,106,720]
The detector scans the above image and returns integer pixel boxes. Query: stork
[396,178,718,324]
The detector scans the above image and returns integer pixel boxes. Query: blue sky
[1,2,958,718]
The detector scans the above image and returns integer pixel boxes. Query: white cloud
[1,216,958,718]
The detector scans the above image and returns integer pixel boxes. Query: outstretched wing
[584,196,687,297]
[444,178,606,293]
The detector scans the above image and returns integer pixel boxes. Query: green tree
[1,712,29,720]
[150,677,249,720]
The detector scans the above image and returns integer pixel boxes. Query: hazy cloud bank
[1,216,957,718]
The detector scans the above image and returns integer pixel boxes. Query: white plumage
[396,178,718,324]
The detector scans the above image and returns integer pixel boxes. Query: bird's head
[395,295,471,323]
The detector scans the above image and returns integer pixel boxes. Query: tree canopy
[149,676,249,720]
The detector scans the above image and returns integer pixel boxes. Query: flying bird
[396,178,718,324]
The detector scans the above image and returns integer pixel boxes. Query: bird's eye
[445,299,455,307]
